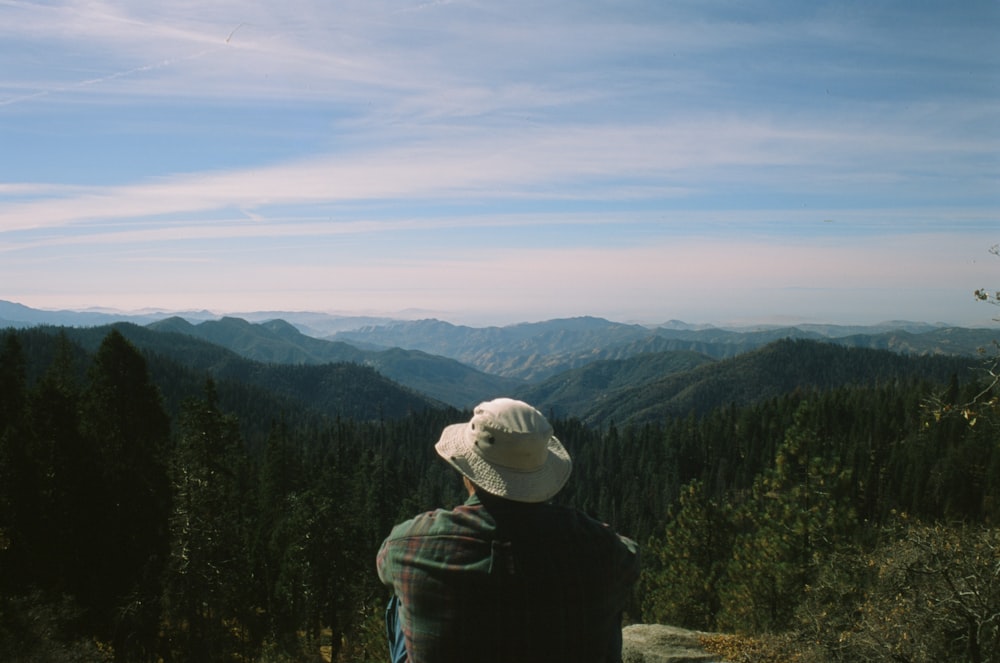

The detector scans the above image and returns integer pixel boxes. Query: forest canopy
[1,324,998,662]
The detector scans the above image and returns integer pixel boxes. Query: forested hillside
[148,316,522,408]
[536,338,979,427]
[517,350,714,419]
[1,325,997,662]
[17,324,443,435]
[329,316,998,379]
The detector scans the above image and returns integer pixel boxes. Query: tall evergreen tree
[253,420,307,654]
[163,380,254,663]
[640,479,733,630]
[78,329,172,660]
[23,333,85,595]
[0,332,29,592]
[718,403,857,632]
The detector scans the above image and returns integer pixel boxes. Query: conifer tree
[78,329,171,660]
[718,403,856,632]
[0,332,28,592]
[24,333,85,594]
[253,420,313,655]
[640,479,732,630]
[163,380,254,662]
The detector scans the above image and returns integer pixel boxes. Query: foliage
[717,404,857,632]
[0,592,113,663]
[33,321,441,426]
[798,521,1000,663]
[639,480,732,630]
[2,326,998,661]
[163,380,255,662]
[700,631,825,663]
[973,244,1000,313]
[519,350,714,420]
[568,338,977,427]
[80,331,172,653]
[935,242,1000,430]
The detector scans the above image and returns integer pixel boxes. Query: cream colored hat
[435,398,572,503]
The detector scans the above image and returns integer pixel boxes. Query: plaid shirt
[376,493,639,663]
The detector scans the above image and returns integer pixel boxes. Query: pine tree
[253,419,307,654]
[0,332,29,592]
[640,479,733,630]
[78,329,172,660]
[717,403,856,632]
[24,333,85,595]
[163,380,254,662]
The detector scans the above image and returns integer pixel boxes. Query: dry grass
[699,632,824,663]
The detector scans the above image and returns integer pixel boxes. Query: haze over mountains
[4,299,995,427]
[0,299,978,338]
[0,300,399,335]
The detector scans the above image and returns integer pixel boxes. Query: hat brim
[435,422,572,503]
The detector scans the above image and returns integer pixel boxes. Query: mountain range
[3,300,996,425]
[0,300,397,335]
[146,316,520,408]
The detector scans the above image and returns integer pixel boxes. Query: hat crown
[468,398,552,471]
[434,397,571,502]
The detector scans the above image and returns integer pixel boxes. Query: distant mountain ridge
[329,316,996,380]
[0,300,397,336]
[147,316,520,408]
[528,338,979,427]
[16,323,443,429]
[4,301,996,423]
[515,350,717,421]
[9,310,991,433]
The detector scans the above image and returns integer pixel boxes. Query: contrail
[226,22,246,44]
[0,22,247,108]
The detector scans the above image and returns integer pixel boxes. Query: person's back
[378,490,638,662]
[376,398,639,663]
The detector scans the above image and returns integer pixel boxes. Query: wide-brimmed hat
[435,398,572,503]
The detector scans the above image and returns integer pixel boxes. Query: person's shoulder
[386,502,489,540]
[386,507,446,536]
[544,504,639,551]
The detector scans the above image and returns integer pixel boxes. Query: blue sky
[1,0,997,326]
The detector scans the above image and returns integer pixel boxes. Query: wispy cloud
[3,110,994,234]
[1,0,996,324]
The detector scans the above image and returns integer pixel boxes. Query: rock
[621,624,724,663]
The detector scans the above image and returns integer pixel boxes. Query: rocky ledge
[621,624,724,663]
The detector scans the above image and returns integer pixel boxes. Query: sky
[1,0,998,327]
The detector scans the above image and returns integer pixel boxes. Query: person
[376,397,639,663]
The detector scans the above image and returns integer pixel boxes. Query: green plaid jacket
[377,492,639,663]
